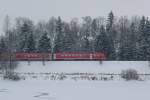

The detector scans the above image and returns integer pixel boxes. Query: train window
[28,54,30,57]
[24,55,27,58]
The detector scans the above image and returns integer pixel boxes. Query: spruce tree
[95,26,111,59]
[18,22,33,52]
[38,32,51,52]
[56,16,62,34]
[144,19,150,60]
[0,38,8,71]
[83,37,90,52]
[0,38,7,52]
[137,16,147,60]
[91,19,98,37]
[139,18,150,60]
[118,23,138,60]
[63,24,75,52]
[129,23,138,60]
[54,16,64,53]
[26,33,36,52]
[38,32,51,65]
[106,11,114,32]
[106,11,116,60]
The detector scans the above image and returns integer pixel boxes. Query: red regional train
[15,52,106,61]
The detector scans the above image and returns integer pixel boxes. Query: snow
[0,80,150,100]
[15,61,150,74]
[0,61,150,100]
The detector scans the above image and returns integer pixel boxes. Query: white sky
[0,0,149,34]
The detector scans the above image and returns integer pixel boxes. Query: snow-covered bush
[3,72,21,81]
[121,69,139,80]
[58,75,67,80]
[91,76,98,80]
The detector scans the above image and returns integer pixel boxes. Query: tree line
[0,11,150,60]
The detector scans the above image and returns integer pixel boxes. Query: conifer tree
[137,18,150,60]
[83,37,90,52]
[38,32,51,52]
[18,22,33,52]
[26,33,36,52]
[144,19,150,60]
[137,16,147,60]
[106,11,114,32]
[106,11,116,60]
[91,19,98,37]
[63,24,75,52]
[0,38,7,52]
[118,23,138,60]
[95,26,111,59]
[54,16,64,53]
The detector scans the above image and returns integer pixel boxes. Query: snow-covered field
[16,61,150,74]
[0,61,150,100]
[0,80,150,100]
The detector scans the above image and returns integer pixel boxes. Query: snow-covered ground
[15,61,150,74]
[0,80,150,100]
[0,61,150,100]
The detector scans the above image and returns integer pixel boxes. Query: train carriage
[15,53,52,61]
[92,53,106,60]
[54,52,106,60]
[14,52,106,61]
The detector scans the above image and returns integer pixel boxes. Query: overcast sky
[0,0,149,34]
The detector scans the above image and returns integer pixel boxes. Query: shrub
[58,75,67,80]
[121,69,139,80]
[91,76,98,80]
[3,72,21,81]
